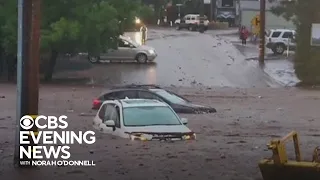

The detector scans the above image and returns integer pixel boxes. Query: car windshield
[123,106,182,126]
[151,89,189,104]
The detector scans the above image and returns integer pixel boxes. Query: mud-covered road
[1,84,319,180]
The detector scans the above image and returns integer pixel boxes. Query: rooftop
[119,99,168,108]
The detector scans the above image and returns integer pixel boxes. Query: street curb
[230,45,288,87]
[245,56,294,61]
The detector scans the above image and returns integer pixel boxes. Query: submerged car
[92,84,217,114]
[86,35,157,63]
[93,99,196,141]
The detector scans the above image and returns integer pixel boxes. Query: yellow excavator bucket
[258,131,320,180]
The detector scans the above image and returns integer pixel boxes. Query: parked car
[92,84,217,114]
[93,98,196,141]
[86,35,157,63]
[174,14,209,31]
[266,29,296,55]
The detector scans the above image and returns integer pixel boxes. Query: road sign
[251,14,260,27]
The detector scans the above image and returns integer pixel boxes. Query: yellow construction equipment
[259,131,320,180]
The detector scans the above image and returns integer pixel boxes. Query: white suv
[93,99,196,141]
[174,14,209,31]
[266,29,296,55]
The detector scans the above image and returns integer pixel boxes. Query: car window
[138,91,163,101]
[282,32,293,39]
[102,92,116,100]
[271,31,282,38]
[123,37,139,47]
[123,106,181,126]
[151,89,189,105]
[105,104,120,128]
[118,39,131,48]
[111,106,120,128]
[186,16,190,20]
[98,104,106,119]
[114,90,137,99]
[104,104,114,121]
[191,17,195,20]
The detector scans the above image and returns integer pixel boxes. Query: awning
[217,11,235,19]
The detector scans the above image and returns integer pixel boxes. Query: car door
[115,39,136,60]
[268,31,282,44]
[94,104,113,134]
[100,103,125,136]
[185,16,191,26]
[180,16,187,27]
[282,32,292,44]
[190,16,196,25]
[100,48,118,60]
[282,31,295,50]
[108,104,125,137]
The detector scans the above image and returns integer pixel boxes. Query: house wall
[240,10,295,32]
[215,0,240,25]
[216,0,236,8]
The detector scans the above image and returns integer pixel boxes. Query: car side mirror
[104,120,116,131]
[181,118,188,125]
[105,120,115,127]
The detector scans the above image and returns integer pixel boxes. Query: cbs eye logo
[20,115,35,130]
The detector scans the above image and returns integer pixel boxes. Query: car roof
[98,84,161,96]
[119,99,168,108]
[112,84,161,89]
[270,29,295,32]
[99,88,154,97]
[186,14,199,16]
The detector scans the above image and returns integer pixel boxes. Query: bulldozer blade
[259,160,320,180]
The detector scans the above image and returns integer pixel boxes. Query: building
[239,0,295,32]
[215,0,240,26]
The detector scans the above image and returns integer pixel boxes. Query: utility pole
[259,0,266,65]
[209,0,213,22]
[176,4,182,19]
[199,0,204,17]
[14,0,41,167]
[198,0,205,32]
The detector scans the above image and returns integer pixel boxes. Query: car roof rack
[111,84,161,89]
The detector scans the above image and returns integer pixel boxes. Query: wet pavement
[54,29,281,88]
[220,34,300,86]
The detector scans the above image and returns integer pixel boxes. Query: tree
[0,0,151,81]
[0,0,17,79]
[41,0,120,80]
[271,0,320,85]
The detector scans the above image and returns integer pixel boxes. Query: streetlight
[135,17,141,24]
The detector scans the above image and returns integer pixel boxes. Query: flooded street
[54,29,280,88]
[1,85,320,180]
